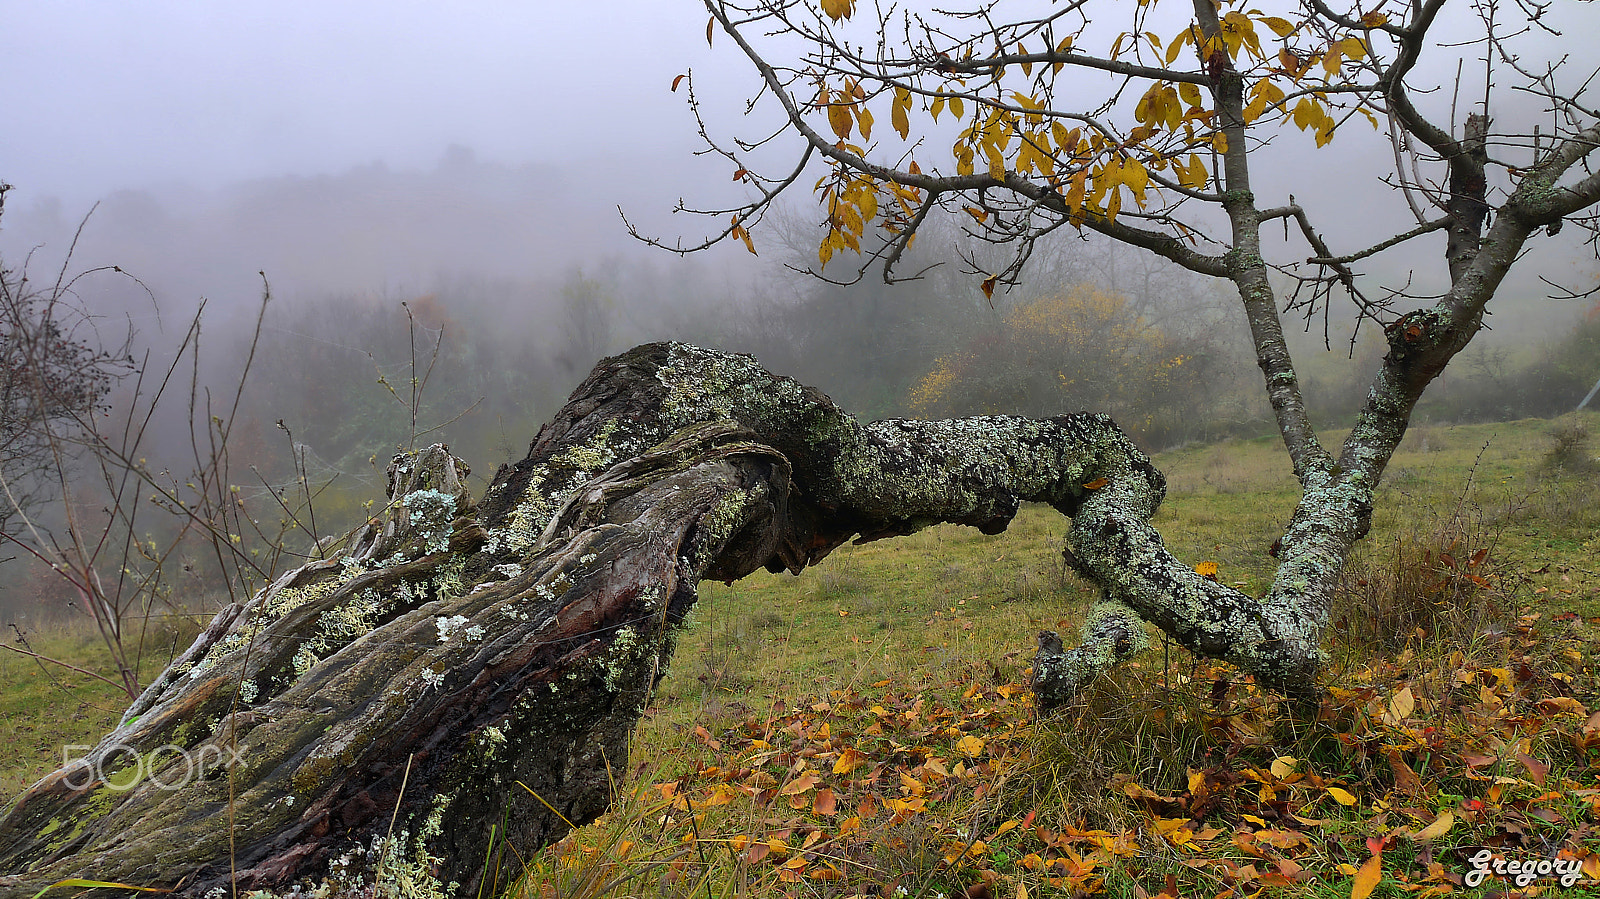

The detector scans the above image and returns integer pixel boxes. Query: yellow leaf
[1383,686,1415,725]
[828,98,853,140]
[819,0,855,22]
[1292,98,1317,130]
[1212,132,1228,153]
[1350,852,1382,899]
[955,145,975,176]
[931,96,945,122]
[1323,42,1343,75]
[1180,152,1207,189]
[1411,810,1454,841]
[1328,786,1358,806]
[892,87,911,139]
[857,106,874,141]
[949,96,965,119]
[858,188,877,223]
[1165,29,1190,65]
[1179,81,1202,108]
[957,735,986,757]
[1134,88,1155,125]
[1359,11,1388,27]
[985,145,1006,180]
[1123,158,1149,203]
[1340,37,1368,60]
[1270,756,1297,779]
[1261,16,1296,37]
[833,747,868,775]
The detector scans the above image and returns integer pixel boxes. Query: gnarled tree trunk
[0,342,1326,898]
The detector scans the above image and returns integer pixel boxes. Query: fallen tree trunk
[0,342,1326,898]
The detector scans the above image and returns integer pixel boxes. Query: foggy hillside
[1,141,1594,622]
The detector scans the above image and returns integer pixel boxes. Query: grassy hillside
[3,413,1598,896]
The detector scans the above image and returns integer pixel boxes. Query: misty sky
[3,2,742,205]
[2,1,1596,325]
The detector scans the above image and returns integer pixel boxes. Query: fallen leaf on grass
[1410,810,1453,841]
[1327,786,1358,806]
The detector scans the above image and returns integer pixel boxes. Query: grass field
[4,412,1598,897]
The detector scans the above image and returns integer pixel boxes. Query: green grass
[0,616,205,798]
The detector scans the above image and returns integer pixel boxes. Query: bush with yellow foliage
[909,285,1238,448]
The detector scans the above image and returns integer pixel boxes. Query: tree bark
[0,342,1320,898]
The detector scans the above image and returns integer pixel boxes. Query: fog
[2,1,1596,612]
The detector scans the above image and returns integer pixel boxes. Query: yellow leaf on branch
[892,87,911,139]
[819,0,855,22]
[828,96,854,140]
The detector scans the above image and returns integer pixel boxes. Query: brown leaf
[671,74,687,92]
[1384,750,1422,796]
[1515,751,1550,786]
[813,787,838,816]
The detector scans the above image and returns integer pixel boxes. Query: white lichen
[402,489,457,554]
[435,615,469,642]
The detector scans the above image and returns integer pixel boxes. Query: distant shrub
[1544,418,1596,472]
[908,285,1245,448]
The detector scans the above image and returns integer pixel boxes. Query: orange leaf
[1082,477,1109,490]
[672,74,687,92]
[1350,852,1382,899]
[780,772,820,796]
[833,747,868,775]
[813,788,838,816]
